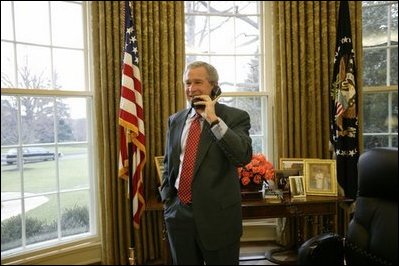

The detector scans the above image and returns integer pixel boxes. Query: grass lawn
[1,147,91,223]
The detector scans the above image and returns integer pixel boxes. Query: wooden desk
[146,196,164,211]
[145,196,171,265]
[242,196,352,264]
[146,196,352,265]
[242,196,350,231]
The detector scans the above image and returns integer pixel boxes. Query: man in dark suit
[160,61,252,265]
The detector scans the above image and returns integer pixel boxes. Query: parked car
[5,147,62,164]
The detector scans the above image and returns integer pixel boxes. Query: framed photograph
[303,159,337,196]
[274,169,300,194]
[154,156,165,186]
[289,176,306,198]
[279,158,305,175]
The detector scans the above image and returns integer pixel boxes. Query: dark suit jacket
[160,103,252,250]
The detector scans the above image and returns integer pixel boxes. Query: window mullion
[15,96,27,248]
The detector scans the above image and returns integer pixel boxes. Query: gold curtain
[272,1,363,160]
[90,1,185,264]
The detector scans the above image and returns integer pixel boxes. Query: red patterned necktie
[178,114,201,204]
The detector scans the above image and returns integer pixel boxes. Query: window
[362,1,398,150]
[184,1,273,157]
[1,1,97,258]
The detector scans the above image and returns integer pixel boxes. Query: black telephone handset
[191,85,222,110]
[211,85,221,100]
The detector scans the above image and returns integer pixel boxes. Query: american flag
[118,1,146,228]
[329,1,359,199]
[335,101,344,117]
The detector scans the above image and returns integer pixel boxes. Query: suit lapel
[193,125,213,175]
[171,109,190,169]
[193,104,223,176]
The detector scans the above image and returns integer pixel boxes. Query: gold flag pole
[128,140,136,265]
[129,247,136,265]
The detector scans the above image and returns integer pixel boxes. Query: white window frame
[1,1,101,264]
[184,1,274,161]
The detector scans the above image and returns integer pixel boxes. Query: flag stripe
[119,127,129,178]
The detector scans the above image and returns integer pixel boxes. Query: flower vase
[240,182,263,201]
[240,182,263,192]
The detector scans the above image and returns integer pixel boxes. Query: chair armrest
[298,233,344,265]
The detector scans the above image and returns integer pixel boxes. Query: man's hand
[192,95,219,124]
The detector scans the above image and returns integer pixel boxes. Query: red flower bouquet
[238,153,275,186]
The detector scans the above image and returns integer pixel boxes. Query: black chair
[298,147,398,265]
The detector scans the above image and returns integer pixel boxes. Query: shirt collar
[188,108,197,119]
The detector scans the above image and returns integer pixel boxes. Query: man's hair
[184,61,219,85]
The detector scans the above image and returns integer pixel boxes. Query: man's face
[184,66,213,102]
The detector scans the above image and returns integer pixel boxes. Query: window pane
[185,15,210,54]
[235,16,260,54]
[209,56,236,90]
[391,47,398,85]
[363,92,389,133]
[20,96,55,144]
[1,207,22,251]
[391,4,398,42]
[208,16,260,55]
[362,49,387,86]
[51,2,84,48]
[209,16,235,54]
[1,155,22,196]
[1,42,16,88]
[235,1,260,14]
[26,194,57,245]
[393,135,398,147]
[17,44,52,89]
[1,1,13,41]
[362,5,388,48]
[250,136,264,154]
[209,1,234,13]
[208,55,260,92]
[59,144,89,190]
[392,91,398,133]
[363,135,388,150]
[14,1,50,45]
[58,98,88,142]
[60,191,90,237]
[53,49,85,91]
[1,96,18,145]
[219,96,266,153]
[185,1,208,13]
[22,147,58,193]
[235,56,259,91]
[1,193,23,219]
